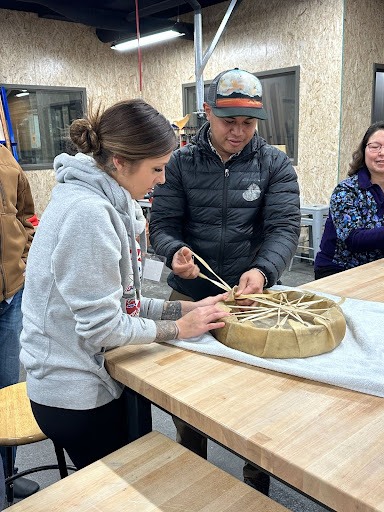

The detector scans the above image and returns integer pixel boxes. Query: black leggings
[31,394,130,470]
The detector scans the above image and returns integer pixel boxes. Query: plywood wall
[340,0,384,182]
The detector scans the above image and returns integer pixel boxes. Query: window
[182,67,299,164]
[1,85,86,169]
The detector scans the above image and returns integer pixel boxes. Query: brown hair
[69,99,177,173]
[348,121,384,176]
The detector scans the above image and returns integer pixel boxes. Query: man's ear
[203,102,211,120]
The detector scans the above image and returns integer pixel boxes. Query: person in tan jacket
[0,144,39,499]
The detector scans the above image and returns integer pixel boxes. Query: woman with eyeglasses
[315,121,384,279]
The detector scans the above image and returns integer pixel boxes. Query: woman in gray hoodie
[20,99,229,470]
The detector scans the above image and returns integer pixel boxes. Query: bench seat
[7,431,288,511]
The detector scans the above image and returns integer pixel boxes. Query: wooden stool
[5,431,289,511]
[0,382,76,507]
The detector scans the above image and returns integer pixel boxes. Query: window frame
[1,84,86,170]
[372,63,384,124]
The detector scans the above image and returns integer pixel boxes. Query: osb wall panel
[1,1,344,212]
[0,12,134,103]
[340,0,384,182]
[26,170,56,218]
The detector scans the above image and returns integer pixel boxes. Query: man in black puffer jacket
[149,68,300,495]
[150,68,300,299]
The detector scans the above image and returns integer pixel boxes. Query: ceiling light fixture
[111,28,185,52]
[15,90,29,98]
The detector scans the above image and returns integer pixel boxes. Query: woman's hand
[180,292,228,314]
[175,303,229,339]
[171,247,200,279]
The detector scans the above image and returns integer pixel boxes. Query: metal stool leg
[4,444,76,506]
[5,446,15,506]
[53,443,69,479]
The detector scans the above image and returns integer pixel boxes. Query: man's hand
[235,268,266,306]
[172,247,200,279]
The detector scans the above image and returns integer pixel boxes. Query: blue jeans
[0,287,23,474]
[0,287,23,389]
[0,453,4,507]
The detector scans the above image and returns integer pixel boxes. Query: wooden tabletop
[301,258,384,300]
[105,259,384,512]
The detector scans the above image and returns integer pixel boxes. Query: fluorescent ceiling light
[111,29,185,52]
[15,90,29,98]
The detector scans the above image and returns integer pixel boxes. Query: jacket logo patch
[243,183,261,201]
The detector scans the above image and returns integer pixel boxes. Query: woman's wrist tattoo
[161,301,182,320]
[154,321,179,342]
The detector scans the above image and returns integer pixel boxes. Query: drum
[212,289,346,358]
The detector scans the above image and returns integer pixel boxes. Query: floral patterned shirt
[315,166,384,271]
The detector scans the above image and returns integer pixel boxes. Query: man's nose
[230,123,243,135]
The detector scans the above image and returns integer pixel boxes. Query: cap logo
[217,73,262,97]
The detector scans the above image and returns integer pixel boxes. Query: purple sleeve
[346,227,384,251]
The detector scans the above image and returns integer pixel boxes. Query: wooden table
[105,260,384,512]
[301,258,384,300]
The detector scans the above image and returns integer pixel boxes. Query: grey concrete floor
[5,260,332,511]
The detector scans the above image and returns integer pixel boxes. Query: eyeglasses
[366,142,384,153]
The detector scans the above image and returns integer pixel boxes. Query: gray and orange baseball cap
[206,68,267,120]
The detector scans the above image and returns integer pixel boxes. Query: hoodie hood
[54,153,146,293]
[54,153,146,238]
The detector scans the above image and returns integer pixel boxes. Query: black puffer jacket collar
[190,121,266,161]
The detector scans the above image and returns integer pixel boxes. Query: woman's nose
[156,170,166,184]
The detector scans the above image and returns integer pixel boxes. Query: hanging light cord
[134,0,143,94]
